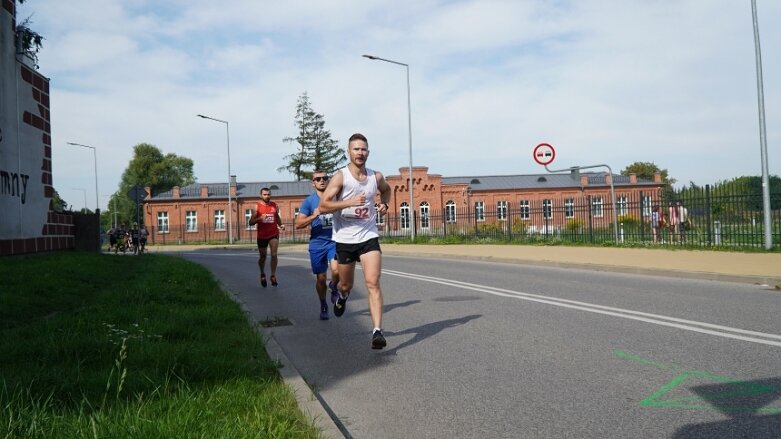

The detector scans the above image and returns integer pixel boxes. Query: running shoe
[371,329,387,350]
[260,274,267,288]
[333,294,348,317]
[319,304,329,320]
[270,275,278,287]
[329,281,340,305]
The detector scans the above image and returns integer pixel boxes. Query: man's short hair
[349,133,368,144]
[260,187,270,194]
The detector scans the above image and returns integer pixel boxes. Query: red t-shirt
[255,202,280,240]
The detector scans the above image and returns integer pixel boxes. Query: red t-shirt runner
[255,201,280,240]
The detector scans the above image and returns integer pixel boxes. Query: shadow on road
[381,314,482,356]
[673,376,781,438]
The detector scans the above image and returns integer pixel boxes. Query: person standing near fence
[295,170,341,320]
[320,133,392,349]
[651,205,663,243]
[250,187,285,287]
[668,201,679,242]
[676,201,688,242]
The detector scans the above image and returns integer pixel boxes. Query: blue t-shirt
[299,192,334,244]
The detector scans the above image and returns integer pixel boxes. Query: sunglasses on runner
[313,176,329,182]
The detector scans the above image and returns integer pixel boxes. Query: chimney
[200,185,209,198]
[629,173,637,184]
[653,171,662,183]
[580,175,589,186]
[230,175,237,198]
[172,186,180,198]
[604,174,613,185]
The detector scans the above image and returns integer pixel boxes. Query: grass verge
[0,251,319,438]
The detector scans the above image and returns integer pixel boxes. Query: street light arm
[362,54,408,67]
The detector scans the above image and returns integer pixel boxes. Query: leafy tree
[111,143,196,226]
[278,92,345,180]
[621,161,675,185]
[50,188,67,212]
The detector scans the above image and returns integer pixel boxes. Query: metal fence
[147,185,781,249]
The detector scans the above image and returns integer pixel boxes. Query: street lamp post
[750,0,772,250]
[197,114,233,244]
[362,54,415,241]
[66,142,98,213]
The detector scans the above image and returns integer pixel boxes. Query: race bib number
[319,213,333,228]
[261,213,276,224]
[341,206,371,219]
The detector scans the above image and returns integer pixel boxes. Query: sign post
[531,143,619,244]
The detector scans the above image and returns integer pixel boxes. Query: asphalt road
[181,249,781,439]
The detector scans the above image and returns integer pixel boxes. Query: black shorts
[336,237,381,264]
[257,236,279,249]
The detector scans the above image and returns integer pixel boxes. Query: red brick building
[143,166,664,244]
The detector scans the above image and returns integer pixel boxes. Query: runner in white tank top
[332,167,379,244]
[319,133,392,349]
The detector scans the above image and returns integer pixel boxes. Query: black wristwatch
[380,202,389,210]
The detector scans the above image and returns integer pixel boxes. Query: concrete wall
[0,1,75,255]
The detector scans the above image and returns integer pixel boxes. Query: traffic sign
[127,185,147,204]
[533,143,556,166]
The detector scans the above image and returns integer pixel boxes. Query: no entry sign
[533,143,556,166]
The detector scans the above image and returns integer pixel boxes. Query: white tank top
[333,167,379,244]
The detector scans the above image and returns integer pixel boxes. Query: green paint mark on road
[615,350,781,414]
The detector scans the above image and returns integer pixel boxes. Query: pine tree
[278,92,345,180]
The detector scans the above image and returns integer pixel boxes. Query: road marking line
[381,269,781,347]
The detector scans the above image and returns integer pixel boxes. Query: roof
[152,180,313,200]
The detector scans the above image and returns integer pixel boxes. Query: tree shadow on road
[672,376,781,438]
[380,314,482,356]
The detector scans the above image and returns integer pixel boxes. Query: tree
[621,161,675,185]
[111,143,196,227]
[50,188,67,212]
[278,92,345,180]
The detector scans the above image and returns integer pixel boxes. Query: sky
[16,0,780,211]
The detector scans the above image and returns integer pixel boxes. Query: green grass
[0,252,319,438]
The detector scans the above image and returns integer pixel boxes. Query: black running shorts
[336,237,381,264]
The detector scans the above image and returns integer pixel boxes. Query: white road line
[381,269,781,348]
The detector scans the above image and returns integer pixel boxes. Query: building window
[592,196,604,218]
[520,200,530,220]
[214,210,226,230]
[543,199,553,219]
[445,200,456,223]
[475,201,485,222]
[185,211,197,232]
[564,198,575,219]
[400,202,410,230]
[157,211,169,233]
[245,209,256,230]
[497,200,508,221]
[617,195,628,216]
[376,206,385,226]
[642,195,652,217]
[420,202,430,229]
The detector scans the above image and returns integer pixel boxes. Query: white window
[185,211,197,232]
[497,201,508,221]
[400,202,410,229]
[565,198,574,219]
[420,202,430,229]
[519,200,530,220]
[445,201,456,223]
[475,201,485,222]
[245,208,256,230]
[214,210,226,230]
[157,211,169,233]
[617,195,628,216]
[376,206,384,226]
[543,199,553,219]
[642,195,652,217]
[592,196,604,218]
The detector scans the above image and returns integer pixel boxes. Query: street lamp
[66,142,98,212]
[750,0,772,250]
[72,188,87,212]
[197,114,233,244]
[362,54,416,241]
[103,194,117,228]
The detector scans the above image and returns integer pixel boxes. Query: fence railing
[147,186,781,249]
